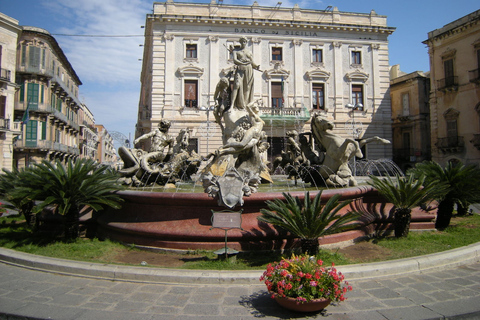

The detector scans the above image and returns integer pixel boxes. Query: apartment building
[423,9,480,166]
[0,13,22,171]
[78,104,98,160]
[389,65,431,171]
[13,26,82,168]
[94,124,116,166]
[137,1,394,164]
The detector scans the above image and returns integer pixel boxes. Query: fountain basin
[96,186,436,251]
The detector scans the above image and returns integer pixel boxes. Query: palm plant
[10,159,124,240]
[258,191,360,255]
[0,167,35,226]
[407,161,480,230]
[368,174,445,238]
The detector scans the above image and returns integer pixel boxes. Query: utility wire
[51,34,144,37]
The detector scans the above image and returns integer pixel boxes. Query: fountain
[97,37,435,252]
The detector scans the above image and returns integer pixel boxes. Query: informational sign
[211,211,242,230]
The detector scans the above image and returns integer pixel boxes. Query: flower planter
[274,296,331,312]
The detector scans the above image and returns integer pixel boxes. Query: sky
[1,0,479,144]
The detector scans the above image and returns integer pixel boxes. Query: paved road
[0,260,480,320]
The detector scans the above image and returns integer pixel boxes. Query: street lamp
[345,103,363,176]
[199,106,216,154]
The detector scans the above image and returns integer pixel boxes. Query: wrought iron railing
[436,76,458,91]
[469,69,480,83]
[0,68,11,82]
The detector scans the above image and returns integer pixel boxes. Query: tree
[0,167,35,226]
[368,174,445,237]
[407,161,480,230]
[257,191,360,255]
[10,159,124,240]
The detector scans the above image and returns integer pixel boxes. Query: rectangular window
[0,96,6,118]
[312,83,325,110]
[26,120,38,142]
[27,83,39,108]
[184,80,198,108]
[271,82,283,108]
[41,120,47,140]
[446,119,458,146]
[21,45,27,66]
[188,138,198,154]
[272,47,282,61]
[352,85,364,111]
[402,93,409,116]
[352,51,361,65]
[29,46,41,68]
[403,132,411,151]
[57,97,62,112]
[41,48,46,69]
[312,49,323,63]
[186,44,197,59]
[444,58,455,87]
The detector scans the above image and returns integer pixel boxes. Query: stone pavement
[0,247,480,320]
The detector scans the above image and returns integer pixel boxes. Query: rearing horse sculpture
[310,114,390,187]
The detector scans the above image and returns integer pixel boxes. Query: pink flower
[310,281,318,287]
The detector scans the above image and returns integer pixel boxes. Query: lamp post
[345,103,363,176]
[199,106,216,154]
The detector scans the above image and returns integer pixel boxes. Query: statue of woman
[230,36,260,110]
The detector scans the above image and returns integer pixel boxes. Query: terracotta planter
[274,296,331,312]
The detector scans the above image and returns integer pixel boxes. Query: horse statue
[309,113,390,187]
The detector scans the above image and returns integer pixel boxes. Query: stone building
[13,26,82,168]
[423,9,480,166]
[389,65,431,171]
[0,13,22,171]
[94,124,116,166]
[136,1,394,164]
[78,104,98,160]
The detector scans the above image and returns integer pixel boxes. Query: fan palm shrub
[407,161,480,230]
[0,167,35,226]
[258,191,360,255]
[368,174,445,238]
[10,159,124,240]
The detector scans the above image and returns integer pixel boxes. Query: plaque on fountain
[211,210,243,230]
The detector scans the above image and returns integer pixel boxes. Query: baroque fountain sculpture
[101,37,433,252]
[117,35,390,206]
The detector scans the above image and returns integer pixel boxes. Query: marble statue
[118,120,201,186]
[202,36,270,208]
[305,114,390,187]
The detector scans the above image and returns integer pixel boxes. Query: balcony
[471,134,480,151]
[469,69,480,84]
[259,106,310,126]
[435,136,464,154]
[436,76,458,92]
[0,118,10,131]
[0,68,11,82]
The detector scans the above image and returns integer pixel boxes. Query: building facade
[423,9,480,166]
[13,26,82,168]
[389,65,431,171]
[0,13,22,171]
[137,1,394,164]
[78,104,98,160]
[94,124,116,166]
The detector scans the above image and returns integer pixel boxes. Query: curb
[0,242,479,284]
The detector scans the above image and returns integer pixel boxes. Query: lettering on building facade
[234,28,318,37]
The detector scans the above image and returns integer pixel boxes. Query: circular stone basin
[96,186,436,251]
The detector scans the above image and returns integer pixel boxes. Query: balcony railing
[471,134,480,151]
[259,106,310,125]
[0,68,11,82]
[436,136,464,154]
[469,69,480,84]
[14,139,79,156]
[436,76,458,92]
[0,118,10,131]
